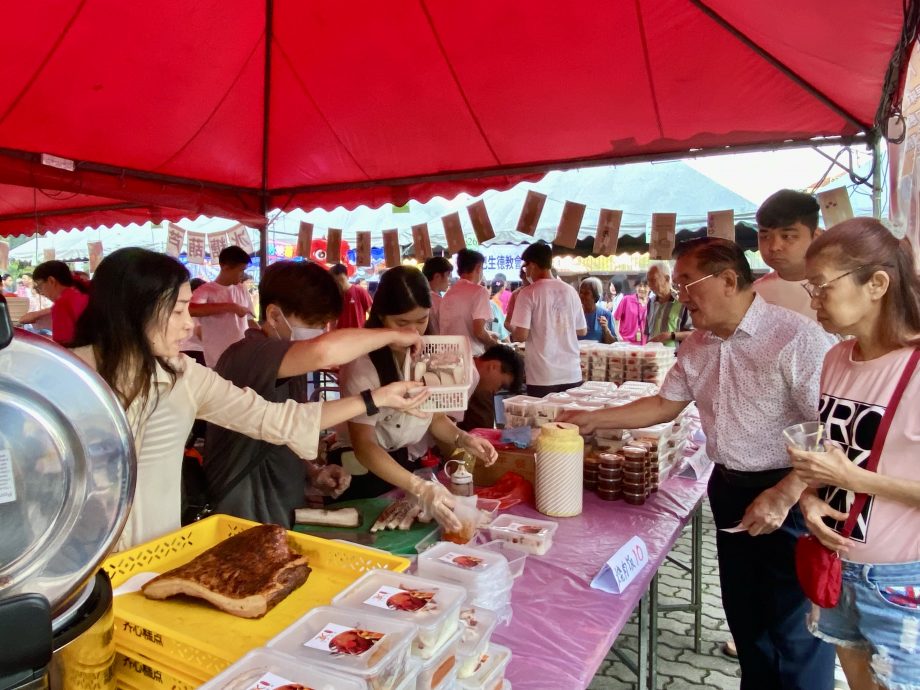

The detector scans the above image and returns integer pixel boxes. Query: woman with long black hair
[69,248,427,550]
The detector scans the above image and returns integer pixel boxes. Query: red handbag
[796,349,919,608]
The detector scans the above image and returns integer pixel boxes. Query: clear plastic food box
[332,569,467,659]
[486,514,558,556]
[456,643,511,690]
[415,542,510,589]
[456,607,499,679]
[266,606,417,690]
[415,623,461,690]
[198,648,366,690]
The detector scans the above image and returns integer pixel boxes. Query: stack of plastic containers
[265,606,418,690]
[596,452,624,501]
[621,446,648,505]
[485,514,558,555]
[457,643,512,690]
[416,542,515,616]
[456,607,499,681]
[199,648,368,690]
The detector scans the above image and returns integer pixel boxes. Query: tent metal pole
[873,137,884,218]
[258,0,274,272]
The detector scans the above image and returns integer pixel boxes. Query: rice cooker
[0,296,136,689]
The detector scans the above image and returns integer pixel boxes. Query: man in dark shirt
[460,345,524,430]
[205,260,422,527]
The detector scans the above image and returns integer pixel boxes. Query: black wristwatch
[361,389,379,416]
[670,331,676,342]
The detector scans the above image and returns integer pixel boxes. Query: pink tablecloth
[493,465,711,689]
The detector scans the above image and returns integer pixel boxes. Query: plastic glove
[410,476,461,533]
[457,431,498,466]
[309,463,351,499]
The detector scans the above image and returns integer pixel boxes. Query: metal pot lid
[0,330,135,614]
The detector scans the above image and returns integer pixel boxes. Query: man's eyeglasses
[33,281,45,295]
[802,267,865,299]
[673,273,716,295]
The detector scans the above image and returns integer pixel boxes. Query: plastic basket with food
[405,336,473,413]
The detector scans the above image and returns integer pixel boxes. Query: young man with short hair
[422,256,453,334]
[460,345,525,431]
[189,245,254,366]
[205,260,423,527]
[754,189,822,318]
[439,249,498,354]
[510,242,587,397]
[331,263,373,329]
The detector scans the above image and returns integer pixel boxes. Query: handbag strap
[840,348,920,538]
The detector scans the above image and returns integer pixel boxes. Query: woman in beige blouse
[70,248,427,550]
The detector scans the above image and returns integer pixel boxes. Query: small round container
[597,488,622,501]
[623,490,646,505]
[584,479,598,491]
[623,481,645,494]
[622,446,647,460]
[583,467,599,478]
[597,477,621,491]
[598,453,624,470]
[623,469,645,483]
[597,467,621,480]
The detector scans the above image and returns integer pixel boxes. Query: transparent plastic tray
[198,648,366,690]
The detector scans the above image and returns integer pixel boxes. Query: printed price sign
[590,536,649,594]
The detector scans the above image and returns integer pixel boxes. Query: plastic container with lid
[415,541,513,596]
[486,514,558,556]
[266,606,417,690]
[332,570,467,659]
[393,658,423,690]
[332,569,467,659]
[456,607,499,679]
[198,648,367,690]
[501,395,541,417]
[415,623,461,690]
[457,643,511,690]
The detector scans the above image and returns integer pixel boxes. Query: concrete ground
[589,502,849,690]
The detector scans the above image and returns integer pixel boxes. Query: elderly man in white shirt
[561,238,837,690]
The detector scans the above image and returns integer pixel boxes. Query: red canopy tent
[0,0,916,243]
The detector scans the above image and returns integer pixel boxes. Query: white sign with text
[591,535,649,594]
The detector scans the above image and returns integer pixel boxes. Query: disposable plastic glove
[410,476,462,533]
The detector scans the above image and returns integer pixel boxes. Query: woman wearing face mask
[788,218,920,690]
[613,276,650,345]
[337,266,498,532]
[204,260,426,528]
[70,249,428,550]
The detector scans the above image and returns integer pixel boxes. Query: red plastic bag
[475,472,534,510]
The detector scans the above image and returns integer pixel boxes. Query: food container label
[438,551,487,570]
[0,449,16,504]
[247,672,314,690]
[363,585,436,613]
[505,522,547,536]
[304,622,386,657]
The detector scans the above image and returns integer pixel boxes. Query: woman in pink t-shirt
[789,218,920,690]
[613,277,649,344]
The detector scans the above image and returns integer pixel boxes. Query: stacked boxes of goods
[603,344,675,386]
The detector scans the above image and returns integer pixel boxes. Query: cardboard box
[473,447,536,486]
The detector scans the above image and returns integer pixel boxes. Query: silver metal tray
[0,330,135,614]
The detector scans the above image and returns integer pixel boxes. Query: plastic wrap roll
[535,422,584,517]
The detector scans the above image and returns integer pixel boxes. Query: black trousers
[708,465,835,690]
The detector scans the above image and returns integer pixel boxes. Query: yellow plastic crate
[114,646,201,690]
[103,514,409,679]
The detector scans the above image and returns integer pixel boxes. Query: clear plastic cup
[782,422,826,452]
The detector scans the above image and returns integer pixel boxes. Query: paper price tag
[247,672,302,690]
[591,536,649,594]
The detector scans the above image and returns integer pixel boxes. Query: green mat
[292,497,439,555]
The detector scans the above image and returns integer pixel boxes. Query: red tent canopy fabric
[0,0,916,235]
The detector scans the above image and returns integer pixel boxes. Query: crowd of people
[6,186,920,690]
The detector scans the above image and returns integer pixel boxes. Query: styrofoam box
[415,623,462,690]
[198,648,366,690]
[457,643,511,690]
[332,569,467,659]
[456,607,499,679]
[487,515,558,556]
[416,542,512,592]
[266,606,417,690]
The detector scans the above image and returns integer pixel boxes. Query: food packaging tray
[114,644,203,690]
[103,514,409,679]
[198,648,367,690]
[486,515,558,556]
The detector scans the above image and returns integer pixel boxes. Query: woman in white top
[339,266,497,532]
[70,248,427,550]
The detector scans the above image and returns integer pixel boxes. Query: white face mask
[278,312,324,341]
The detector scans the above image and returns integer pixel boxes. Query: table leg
[637,589,650,690]
[648,573,659,689]
[691,502,703,654]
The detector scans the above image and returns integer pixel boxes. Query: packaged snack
[415,624,461,690]
[198,648,366,690]
[457,644,511,690]
[456,607,499,679]
[486,514,558,556]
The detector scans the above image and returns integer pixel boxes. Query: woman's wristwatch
[670,331,676,342]
[361,389,379,416]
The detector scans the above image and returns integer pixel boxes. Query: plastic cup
[782,422,826,452]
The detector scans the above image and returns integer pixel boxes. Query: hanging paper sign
[383,229,401,268]
[555,201,586,248]
[166,223,186,258]
[225,223,254,255]
[208,231,230,260]
[0,241,8,271]
[42,248,55,262]
[817,188,854,229]
[296,221,314,258]
[650,213,677,260]
[87,241,104,273]
[356,231,371,267]
[186,231,206,265]
[412,224,432,261]
[326,228,342,265]
[442,212,466,254]
[467,200,495,244]
[516,190,547,237]
[707,210,735,242]
[593,209,623,256]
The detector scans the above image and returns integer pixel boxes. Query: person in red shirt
[26,260,90,345]
[331,264,372,329]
